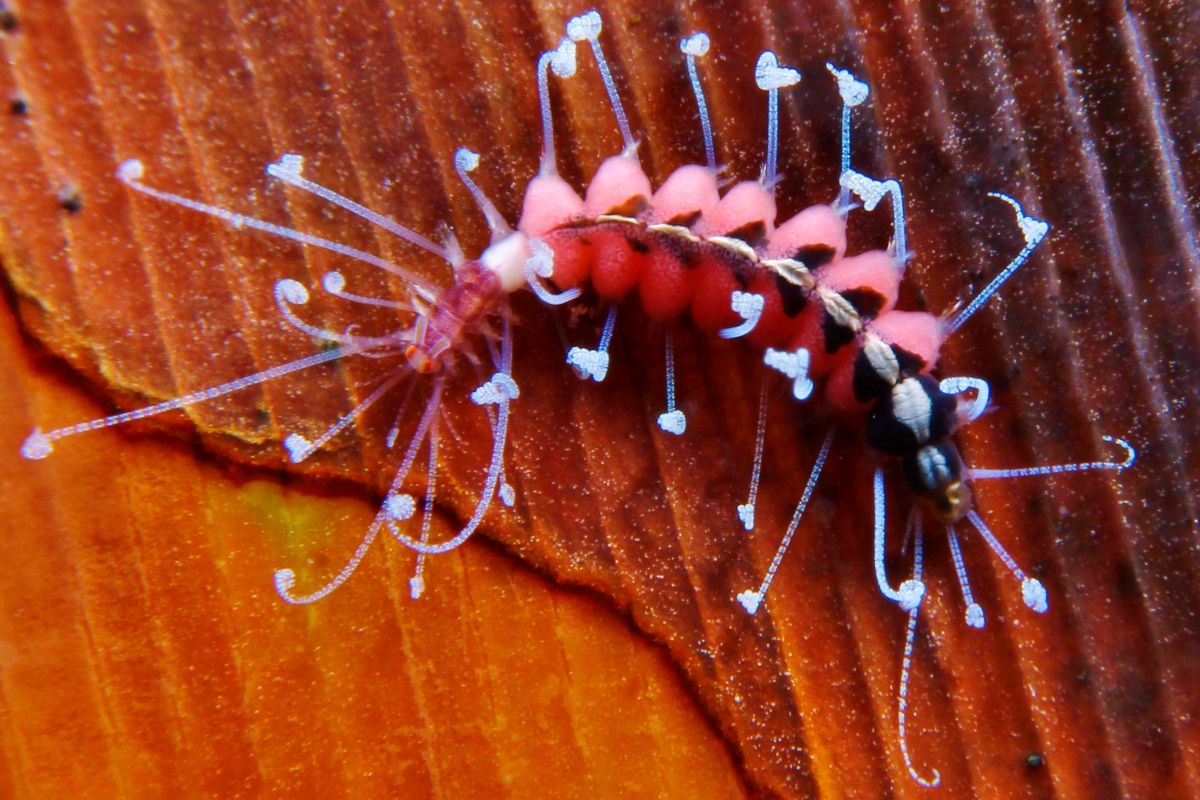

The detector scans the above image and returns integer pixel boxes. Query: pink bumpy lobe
[766,205,847,261]
[648,165,721,223]
[519,173,585,238]
[869,310,945,369]
[694,181,778,238]
[818,250,902,314]
[584,154,653,216]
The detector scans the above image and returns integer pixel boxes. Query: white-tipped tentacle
[681,32,716,171]
[872,468,926,612]
[896,514,941,788]
[116,159,438,293]
[566,304,618,382]
[657,329,687,435]
[536,37,577,175]
[736,373,770,532]
[567,10,636,154]
[965,510,1048,614]
[265,153,449,278]
[763,346,814,401]
[276,378,445,604]
[390,318,517,556]
[523,238,582,305]
[755,51,801,190]
[454,148,512,239]
[968,435,1136,480]
[826,64,869,211]
[946,193,1049,335]
[939,376,991,424]
[946,526,985,628]
[718,291,765,339]
[21,344,361,461]
[321,271,411,310]
[408,420,439,600]
[284,372,405,464]
[840,169,909,265]
[736,427,835,615]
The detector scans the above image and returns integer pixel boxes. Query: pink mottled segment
[591,229,645,299]
[745,272,796,349]
[822,348,864,413]
[542,230,593,290]
[639,246,696,320]
[869,310,945,369]
[584,154,653,216]
[787,305,837,377]
[518,174,584,237]
[818,250,902,313]
[649,165,720,223]
[694,181,777,238]
[688,257,742,332]
[766,205,846,261]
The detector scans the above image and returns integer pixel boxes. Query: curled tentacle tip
[1102,435,1137,469]
[385,492,417,521]
[791,377,814,401]
[116,159,144,182]
[321,271,346,294]
[825,63,869,106]
[680,33,710,57]
[550,38,576,77]
[409,575,425,600]
[897,579,926,612]
[471,373,519,405]
[566,347,609,382]
[269,153,304,177]
[736,504,755,532]
[965,603,986,629]
[499,483,516,508]
[273,568,296,594]
[455,148,480,172]
[755,51,801,90]
[283,433,313,464]
[20,428,51,460]
[736,590,763,615]
[909,769,941,789]
[1022,578,1049,613]
[566,10,601,41]
[657,410,686,435]
[275,278,310,305]
[987,191,1049,243]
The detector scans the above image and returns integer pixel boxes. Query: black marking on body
[605,195,651,218]
[894,345,926,374]
[725,220,768,249]
[795,244,836,269]
[626,235,651,255]
[852,343,930,403]
[821,310,856,354]
[665,210,702,228]
[840,288,885,320]
[774,274,809,317]
[852,349,893,403]
[866,375,958,455]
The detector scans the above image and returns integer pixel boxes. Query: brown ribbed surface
[1,1,1197,798]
